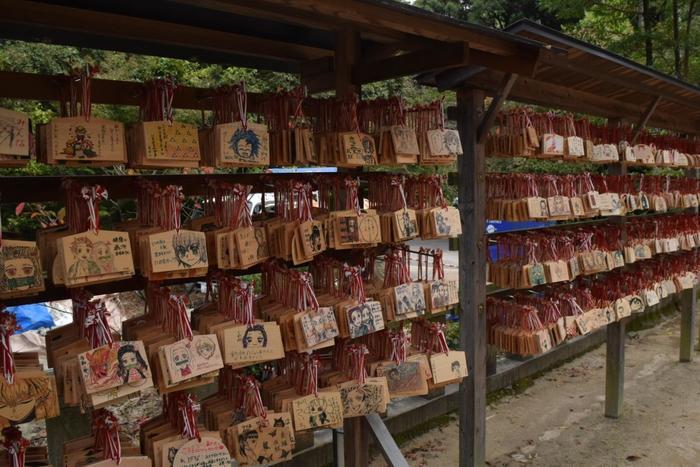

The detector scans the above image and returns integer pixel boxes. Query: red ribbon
[80,185,108,234]
[348,344,369,385]
[241,376,268,425]
[1,427,28,467]
[0,309,19,384]
[177,393,201,441]
[83,300,113,348]
[92,409,121,464]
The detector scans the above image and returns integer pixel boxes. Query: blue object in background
[486,219,555,234]
[6,304,56,333]
[487,220,555,262]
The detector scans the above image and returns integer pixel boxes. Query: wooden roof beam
[353,42,470,86]
[254,0,540,56]
[0,71,267,110]
[631,96,662,144]
[3,0,331,63]
[477,73,518,144]
[463,70,699,135]
[169,0,409,43]
[537,50,700,112]
[303,42,471,93]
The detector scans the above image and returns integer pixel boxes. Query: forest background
[0,0,696,233]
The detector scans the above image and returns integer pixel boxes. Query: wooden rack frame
[1,2,700,467]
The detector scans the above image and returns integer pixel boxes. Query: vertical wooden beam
[680,284,697,362]
[335,27,361,96]
[605,117,627,420]
[456,87,487,467]
[630,95,661,144]
[605,319,627,418]
[477,73,517,144]
[336,25,366,467]
[344,418,369,467]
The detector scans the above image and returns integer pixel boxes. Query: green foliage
[486,157,603,174]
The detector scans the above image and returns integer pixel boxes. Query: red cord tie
[92,409,122,465]
[83,300,113,348]
[1,427,28,467]
[0,309,19,384]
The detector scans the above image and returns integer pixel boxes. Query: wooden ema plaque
[44,117,126,166]
[127,121,201,168]
[214,121,270,167]
[0,107,31,166]
[0,240,45,300]
[171,437,230,467]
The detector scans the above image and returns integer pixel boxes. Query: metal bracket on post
[680,284,698,362]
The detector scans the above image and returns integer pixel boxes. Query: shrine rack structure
[1,2,700,467]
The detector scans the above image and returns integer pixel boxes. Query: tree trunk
[643,0,654,66]
[683,0,697,78]
[673,0,681,77]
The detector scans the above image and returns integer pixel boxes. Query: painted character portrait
[91,241,115,273]
[435,211,451,235]
[308,398,329,427]
[309,224,323,252]
[61,125,97,158]
[171,346,192,377]
[451,360,461,375]
[242,324,268,349]
[443,130,461,154]
[1,246,39,291]
[237,429,260,460]
[172,231,207,268]
[117,344,149,385]
[431,281,449,308]
[195,337,216,360]
[341,384,383,416]
[0,376,58,423]
[68,237,101,278]
[230,127,261,161]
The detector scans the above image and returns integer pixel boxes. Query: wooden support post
[332,428,343,467]
[680,284,697,362]
[605,117,627,420]
[605,319,626,418]
[456,87,487,467]
[631,96,661,144]
[343,418,369,467]
[335,27,360,96]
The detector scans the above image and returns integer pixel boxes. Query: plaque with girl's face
[78,341,151,394]
[0,240,44,297]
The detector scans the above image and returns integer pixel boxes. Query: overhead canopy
[0,0,542,92]
[419,19,700,135]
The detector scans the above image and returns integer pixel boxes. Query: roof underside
[0,0,541,92]
[419,19,700,135]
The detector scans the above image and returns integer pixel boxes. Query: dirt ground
[371,313,700,467]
